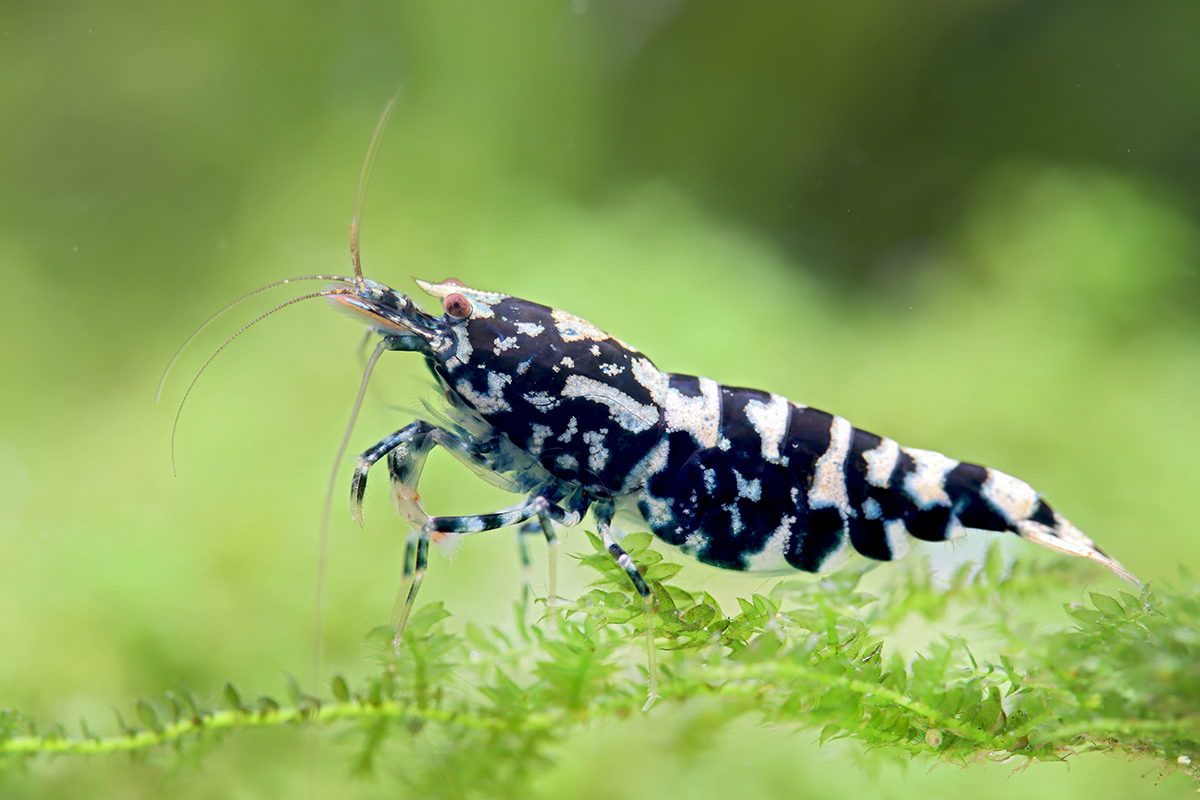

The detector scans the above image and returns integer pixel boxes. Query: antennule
[310,337,392,693]
[157,275,356,403]
[350,92,402,289]
[169,287,357,475]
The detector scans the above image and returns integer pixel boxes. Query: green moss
[4,540,1197,796]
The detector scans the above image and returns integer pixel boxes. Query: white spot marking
[743,516,794,571]
[493,335,518,355]
[552,307,609,342]
[583,429,610,473]
[663,377,721,448]
[981,469,1039,523]
[641,492,673,527]
[523,391,560,412]
[902,447,958,509]
[733,469,762,502]
[528,424,553,456]
[625,439,669,494]
[884,518,912,559]
[631,357,669,405]
[862,437,900,488]
[558,417,578,443]
[728,503,743,535]
[683,531,709,554]
[455,371,512,414]
[813,532,853,573]
[862,497,882,520]
[745,393,791,463]
[556,454,579,471]
[515,321,544,336]
[560,355,575,369]
[599,363,624,376]
[444,325,473,370]
[562,375,659,433]
[809,416,854,517]
[945,514,967,540]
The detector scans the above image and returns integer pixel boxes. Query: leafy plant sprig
[3,536,1197,795]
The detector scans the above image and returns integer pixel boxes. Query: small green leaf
[364,625,396,647]
[136,700,162,734]
[681,603,717,631]
[221,682,243,712]
[1118,589,1141,610]
[937,687,965,717]
[974,686,1005,734]
[408,603,451,635]
[619,532,653,554]
[752,594,778,617]
[162,692,184,723]
[819,724,842,743]
[79,717,99,742]
[700,591,723,612]
[286,675,304,708]
[650,581,678,613]
[643,562,683,582]
[178,689,204,725]
[331,675,350,703]
[1065,605,1105,626]
[1090,592,1125,617]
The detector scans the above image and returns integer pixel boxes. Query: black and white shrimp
[331,275,1135,603]
[168,102,1135,711]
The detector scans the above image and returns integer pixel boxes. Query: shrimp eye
[443,277,464,286]
[443,292,472,319]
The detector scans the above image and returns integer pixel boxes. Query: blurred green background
[2,2,1198,797]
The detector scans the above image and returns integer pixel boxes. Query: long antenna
[312,91,403,694]
[350,93,400,290]
[309,338,391,694]
[156,275,355,403]
[168,288,356,474]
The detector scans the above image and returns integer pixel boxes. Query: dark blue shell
[424,286,665,499]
